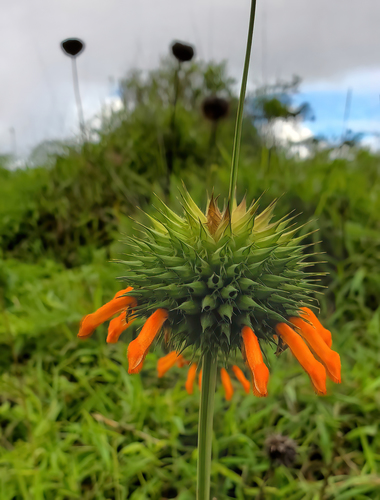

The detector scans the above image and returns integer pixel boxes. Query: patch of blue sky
[293,89,380,141]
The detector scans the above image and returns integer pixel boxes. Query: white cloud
[360,134,380,153]
[260,119,314,159]
[270,119,313,144]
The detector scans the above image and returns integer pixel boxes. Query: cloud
[259,119,314,158]
[360,134,380,153]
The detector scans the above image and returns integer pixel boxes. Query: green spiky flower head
[121,186,319,362]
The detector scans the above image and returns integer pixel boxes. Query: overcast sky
[1,0,379,156]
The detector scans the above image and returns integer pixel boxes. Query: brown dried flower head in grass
[265,434,298,468]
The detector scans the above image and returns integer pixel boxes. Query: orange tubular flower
[78,291,337,400]
[127,309,169,374]
[275,322,327,395]
[300,307,332,348]
[220,368,234,401]
[185,363,198,395]
[78,287,136,339]
[107,312,135,344]
[289,315,341,384]
[232,365,250,394]
[157,352,252,401]
[241,326,270,397]
[157,351,185,378]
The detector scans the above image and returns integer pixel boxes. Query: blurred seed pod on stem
[171,41,195,62]
[202,96,230,122]
[202,95,230,151]
[60,37,86,141]
[166,41,196,188]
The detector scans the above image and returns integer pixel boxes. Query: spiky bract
[119,188,321,361]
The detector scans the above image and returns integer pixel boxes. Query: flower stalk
[228,0,258,208]
[198,2,257,497]
[197,352,218,500]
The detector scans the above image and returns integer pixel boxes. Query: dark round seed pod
[202,96,230,121]
[61,38,85,58]
[265,434,298,468]
[171,41,195,62]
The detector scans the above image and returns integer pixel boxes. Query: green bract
[119,187,322,361]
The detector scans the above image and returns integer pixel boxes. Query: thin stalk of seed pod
[228,0,258,208]
[197,351,218,500]
[208,121,218,153]
[71,57,86,142]
[171,60,181,130]
[167,60,181,184]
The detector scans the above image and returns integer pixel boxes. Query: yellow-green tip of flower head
[117,186,323,361]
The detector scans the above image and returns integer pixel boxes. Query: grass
[1,270,379,499]
[1,147,380,499]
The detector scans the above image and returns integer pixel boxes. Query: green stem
[196,352,218,500]
[71,57,86,142]
[166,61,181,194]
[228,0,258,208]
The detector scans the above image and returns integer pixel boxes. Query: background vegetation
[1,57,379,499]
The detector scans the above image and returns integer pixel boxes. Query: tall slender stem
[196,3,258,498]
[228,0,258,207]
[171,60,181,131]
[166,61,181,194]
[197,352,218,500]
[71,57,86,141]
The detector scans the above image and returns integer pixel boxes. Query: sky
[0,0,379,157]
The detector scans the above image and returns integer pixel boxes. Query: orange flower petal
[275,323,327,395]
[106,312,135,344]
[127,309,168,374]
[300,307,332,347]
[78,287,136,338]
[157,351,182,378]
[290,316,341,384]
[232,365,250,394]
[251,383,264,398]
[220,368,234,401]
[185,363,197,395]
[241,326,269,397]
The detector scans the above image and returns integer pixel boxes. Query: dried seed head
[202,96,230,121]
[265,434,297,467]
[60,38,85,58]
[171,41,195,62]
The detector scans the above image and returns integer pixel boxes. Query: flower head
[171,41,195,62]
[202,96,230,122]
[61,38,85,58]
[78,189,341,395]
